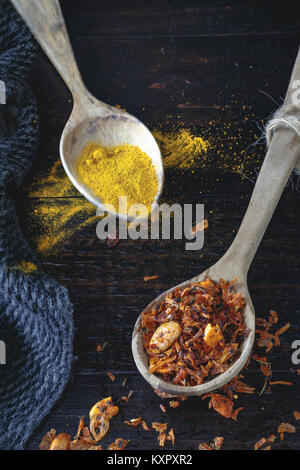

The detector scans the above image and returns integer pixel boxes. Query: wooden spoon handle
[11,0,85,99]
[226,49,300,273]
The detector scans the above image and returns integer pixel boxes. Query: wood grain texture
[16,0,300,450]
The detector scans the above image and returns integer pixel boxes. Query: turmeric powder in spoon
[76,142,158,215]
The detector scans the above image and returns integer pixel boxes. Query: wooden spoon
[132,49,300,396]
[11,0,164,221]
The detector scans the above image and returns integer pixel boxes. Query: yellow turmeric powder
[76,142,158,215]
[14,260,38,274]
[153,129,209,170]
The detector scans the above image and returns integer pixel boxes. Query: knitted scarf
[0,0,73,450]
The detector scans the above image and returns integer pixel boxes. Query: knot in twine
[265,105,300,175]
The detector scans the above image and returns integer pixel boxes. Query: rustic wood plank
[60,0,300,38]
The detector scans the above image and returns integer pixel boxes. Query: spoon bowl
[60,95,164,221]
[132,256,255,396]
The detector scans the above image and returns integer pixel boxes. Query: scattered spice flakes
[231,406,244,421]
[255,314,287,353]
[269,381,292,387]
[199,437,224,451]
[107,372,115,382]
[203,393,234,419]
[293,411,300,420]
[277,422,296,441]
[107,438,129,450]
[75,416,85,440]
[158,432,166,447]
[144,275,159,282]
[96,341,108,353]
[41,396,122,450]
[152,422,168,433]
[160,404,166,413]
[49,433,72,450]
[274,322,290,346]
[253,355,272,377]
[167,428,175,445]
[39,429,56,450]
[124,417,142,427]
[169,400,180,408]
[254,437,267,450]
[256,330,274,353]
[254,434,276,451]
[199,443,213,450]
[190,219,208,235]
[213,436,224,450]
[121,390,135,402]
[222,377,255,398]
[269,310,278,324]
[142,420,151,431]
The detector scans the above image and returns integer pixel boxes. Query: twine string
[265,106,300,175]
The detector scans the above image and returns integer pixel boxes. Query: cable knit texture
[0,0,73,450]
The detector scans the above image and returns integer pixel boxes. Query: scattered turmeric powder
[26,160,97,255]
[153,128,209,170]
[76,142,158,215]
[24,110,261,255]
[14,260,38,275]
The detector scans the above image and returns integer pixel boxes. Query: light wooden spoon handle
[11,0,85,99]
[226,49,300,273]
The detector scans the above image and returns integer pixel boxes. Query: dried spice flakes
[167,428,175,445]
[203,393,243,420]
[39,429,56,450]
[124,417,142,427]
[190,219,208,235]
[199,436,224,450]
[253,355,272,377]
[152,422,168,433]
[144,275,159,282]
[40,396,120,450]
[107,371,116,382]
[142,420,151,431]
[121,390,135,402]
[152,422,174,448]
[142,278,248,386]
[256,319,290,353]
[222,377,255,399]
[269,381,292,387]
[254,434,276,450]
[169,400,180,408]
[277,422,296,441]
[199,443,213,450]
[107,438,129,450]
[293,411,300,420]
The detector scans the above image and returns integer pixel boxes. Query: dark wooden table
[21,0,300,450]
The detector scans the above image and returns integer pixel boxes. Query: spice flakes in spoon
[141,278,249,386]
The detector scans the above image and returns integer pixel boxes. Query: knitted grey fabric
[0,0,73,450]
